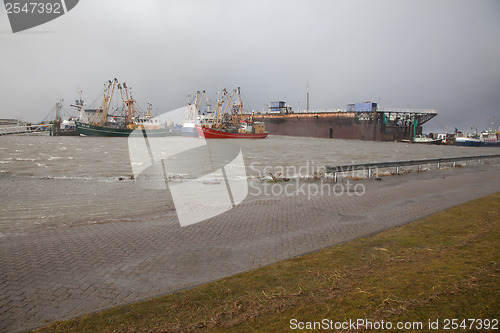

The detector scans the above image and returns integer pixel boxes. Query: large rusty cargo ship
[253,101,437,142]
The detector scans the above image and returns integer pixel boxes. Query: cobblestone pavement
[1,165,499,332]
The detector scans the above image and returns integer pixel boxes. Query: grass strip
[32,193,500,332]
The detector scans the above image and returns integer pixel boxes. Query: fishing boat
[75,79,170,137]
[75,119,167,137]
[479,129,500,147]
[402,134,442,144]
[182,91,205,137]
[195,87,268,139]
[196,124,269,139]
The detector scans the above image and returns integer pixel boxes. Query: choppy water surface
[1,135,498,234]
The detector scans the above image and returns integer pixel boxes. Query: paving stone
[0,165,499,332]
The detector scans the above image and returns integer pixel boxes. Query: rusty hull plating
[254,110,437,142]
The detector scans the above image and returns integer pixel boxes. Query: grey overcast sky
[1,0,499,133]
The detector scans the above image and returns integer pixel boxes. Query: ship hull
[411,138,442,144]
[195,126,268,139]
[479,141,500,147]
[454,138,481,147]
[253,112,404,141]
[253,111,435,142]
[75,121,170,137]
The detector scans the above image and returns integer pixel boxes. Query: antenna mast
[306,81,309,112]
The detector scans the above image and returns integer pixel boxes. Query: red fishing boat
[196,123,268,139]
[195,87,268,139]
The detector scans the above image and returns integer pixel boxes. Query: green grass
[32,193,500,332]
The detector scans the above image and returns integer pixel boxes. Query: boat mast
[118,82,136,126]
[103,79,118,125]
[93,79,117,125]
[185,93,192,123]
[70,90,87,122]
[55,98,63,122]
[196,90,205,115]
[191,91,201,121]
[206,97,212,113]
[216,89,236,129]
[125,83,135,124]
[210,91,224,128]
[232,87,243,125]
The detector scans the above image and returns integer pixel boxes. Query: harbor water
[1,135,499,236]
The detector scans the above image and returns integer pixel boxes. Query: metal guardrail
[325,154,500,182]
[376,107,437,114]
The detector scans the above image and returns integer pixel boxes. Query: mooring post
[334,172,337,183]
[367,167,372,178]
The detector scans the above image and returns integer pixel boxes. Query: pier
[0,124,47,136]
